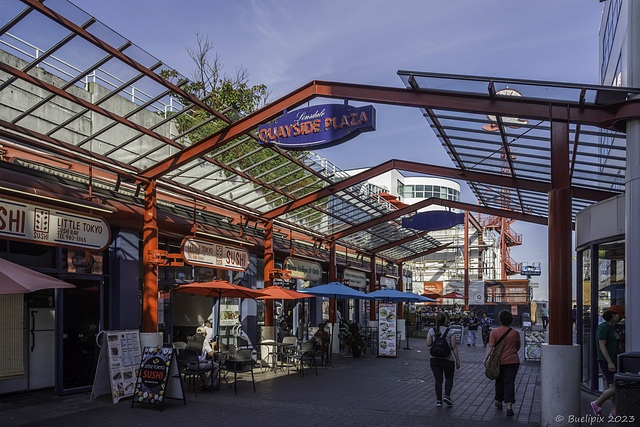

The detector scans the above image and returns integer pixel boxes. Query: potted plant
[339,322,366,357]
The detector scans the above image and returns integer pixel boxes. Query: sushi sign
[182,237,249,271]
[258,104,376,150]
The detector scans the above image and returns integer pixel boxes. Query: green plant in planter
[339,322,366,357]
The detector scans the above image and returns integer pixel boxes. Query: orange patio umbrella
[422,292,442,300]
[172,280,263,339]
[441,291,468,299]
[255,286,316,300]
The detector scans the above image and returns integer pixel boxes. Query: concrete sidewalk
[0,335,605,427]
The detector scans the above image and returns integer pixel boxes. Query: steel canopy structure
[1,0,638,343]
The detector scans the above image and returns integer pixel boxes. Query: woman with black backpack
[426,312,461,407]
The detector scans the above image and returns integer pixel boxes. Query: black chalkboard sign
[132,346,174,408]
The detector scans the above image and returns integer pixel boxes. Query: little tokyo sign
[258,104,376,150]
[0,197,110,251]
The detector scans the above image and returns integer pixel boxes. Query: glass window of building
[597,240,625,314]
[601,0,622,80]
[404,185,413,198]
[440,187,448,199]
[581,248,592,386]
[397,180,404,199]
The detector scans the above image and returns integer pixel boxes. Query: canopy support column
[329,241,337,323]
[370,255,377,322]
[143,180,158,333]
[464,211,470,310]
[397,262,403,320]
[548,120,572,346]
[264,220,274,327]
[542,119,579,426]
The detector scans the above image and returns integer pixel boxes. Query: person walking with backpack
[482,310,521,416]
[426,312,460,407]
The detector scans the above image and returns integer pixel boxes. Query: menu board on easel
[90,330,141,403]
[378,303,397,357]
[132,347,175,407]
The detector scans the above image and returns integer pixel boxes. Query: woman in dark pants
[426,312,461,407]
[482,310,521,416]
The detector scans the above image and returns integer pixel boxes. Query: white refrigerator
[29,308,55,390]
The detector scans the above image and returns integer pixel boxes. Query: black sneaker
[436,401,443,407]
[443,396,453,406]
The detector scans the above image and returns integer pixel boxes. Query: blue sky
[70,0,606,299]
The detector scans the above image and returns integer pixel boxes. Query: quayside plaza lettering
[258,104,376,150]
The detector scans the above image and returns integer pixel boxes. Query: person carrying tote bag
[482,310,521,416]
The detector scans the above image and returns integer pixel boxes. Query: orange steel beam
[264,159,616,221]
[0,61,186,155]
[139,78,639,181]
[464,211,469,311]
[264,220,274,327]
[329,197,549,242]
[397,243,453,263]
[397,263,403,320]
[22,0,231,125]
[329,241,337,324]
[143,181,158,332]
[548,120,573,346]
[310,81,623,127]
[141,82,318,179]
[369,255,377,322]
[468,212,482,232]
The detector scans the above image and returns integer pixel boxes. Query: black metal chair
[287,341,318,377]
[220,348,256,394]
[179,348,214,397]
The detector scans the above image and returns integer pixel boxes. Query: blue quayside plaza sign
[257,104,376,150]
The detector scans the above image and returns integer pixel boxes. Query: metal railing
[1,32,185,117]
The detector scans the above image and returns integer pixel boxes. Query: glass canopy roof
[0,1,634,264]
[0,0,442,262]
[398,71,632,220]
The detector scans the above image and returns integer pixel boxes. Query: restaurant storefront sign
[0,197,110,251]
[343,268,366,289]
[181,237,249,271]
[258,104,376,150]
[284,257,322,281]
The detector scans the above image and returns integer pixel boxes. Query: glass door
[56,278,103,395]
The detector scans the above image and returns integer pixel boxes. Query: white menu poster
[91,330,141,403]
[378,303,397,357]
[106,331,141,403]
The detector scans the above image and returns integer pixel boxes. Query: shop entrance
[56,277,103,395]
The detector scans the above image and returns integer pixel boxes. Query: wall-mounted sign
[181,237,249,271]
[0,197,110,251]
[343,268,366,289]
[284,257,322,281]
[258,104,376,150]
[220,303,240,326]
[380,276,396,289]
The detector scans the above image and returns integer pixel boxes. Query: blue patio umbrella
[299,282,373,364]
[367,289,437,303]
[299,282,375,300]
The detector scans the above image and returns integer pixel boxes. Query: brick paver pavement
[3,330,610,427]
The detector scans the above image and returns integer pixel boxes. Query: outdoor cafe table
[264,342,296,373]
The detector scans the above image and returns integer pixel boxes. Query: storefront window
[597,240,625,315]
[581,248,592,386]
